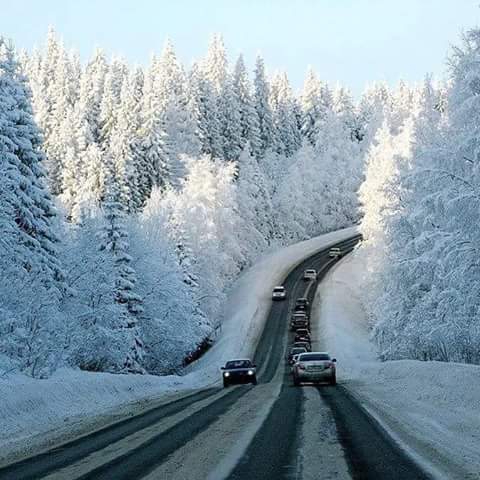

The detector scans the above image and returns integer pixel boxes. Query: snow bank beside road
[0,226,358,465]
[316,251,480,480]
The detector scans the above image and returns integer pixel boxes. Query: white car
[303,269,317,281]
[329,247,342,259]
[272,286,287,300]
[293,352,337,386]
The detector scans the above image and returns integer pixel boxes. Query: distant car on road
[294,328,311,343]
[303,269,317,281]
[290,313,309,331]
[293,303,309,316]
[272,286,287,301]
[286,346,308,365]
[329,247,342,259]
[221,359,257,387]
[292,341,311,352]
[296,298,310,308]
[292,352,336,386]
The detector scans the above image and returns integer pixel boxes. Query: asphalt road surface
[0,234,431,480]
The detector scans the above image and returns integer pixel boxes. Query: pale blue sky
[1,0,479,93]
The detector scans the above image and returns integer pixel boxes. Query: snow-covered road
[3,229,469,480]
[0,227,359,466]
[1,234,364,480]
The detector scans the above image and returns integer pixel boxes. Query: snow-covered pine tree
[155,40,199,184]
[97,170,144,373]
[300,67,322,145]
[236,145,275,252]
[253,55,275,159]
[233,54,260,155]
[188,62,223,158]
[138,58,170,194]
[108,75,142,213]
[270,71,301,156]
[78,48,108,144]
[0,38,67,377]
[99,57,128,149]
[0,38,65,292]
[219,74,243,161]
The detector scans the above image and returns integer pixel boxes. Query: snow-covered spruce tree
[333,85,358,141]
[78,49,108,145]
[0,38,66,377]
[154,40,200,184]
[138,60,170,194]
[233,54,260,155]
[72,143,106,222]
[357,82,390,148]
[300,67,322,145]
[0,38,65,290]
[236,145,276,257]
[253,55,275,159]
[107,76,143,213]
[98,58,127,149]
[270,72,301,157]
[96,171,144,373]
[188,62,223,159]
[219,74,243,161]
[203,34,228,95]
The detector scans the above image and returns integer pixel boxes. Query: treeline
[360,28,480,364]
[1,28,438,378]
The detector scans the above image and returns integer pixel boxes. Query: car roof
[300,351,329,356]
[226,358,252,362]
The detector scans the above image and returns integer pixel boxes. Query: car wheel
[293,376,300,386]
[223,380,229,388]
[330,374,336,386]
[252,378,257,385]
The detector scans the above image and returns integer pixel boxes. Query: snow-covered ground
[316,250,480,480]
[0,226,358,465]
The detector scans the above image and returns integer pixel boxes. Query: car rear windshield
[225,360,251,369]
[305,270,315,274]
[291,348,307,354]
[298,353,330,361]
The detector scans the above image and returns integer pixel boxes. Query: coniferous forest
[1,25,479,379]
